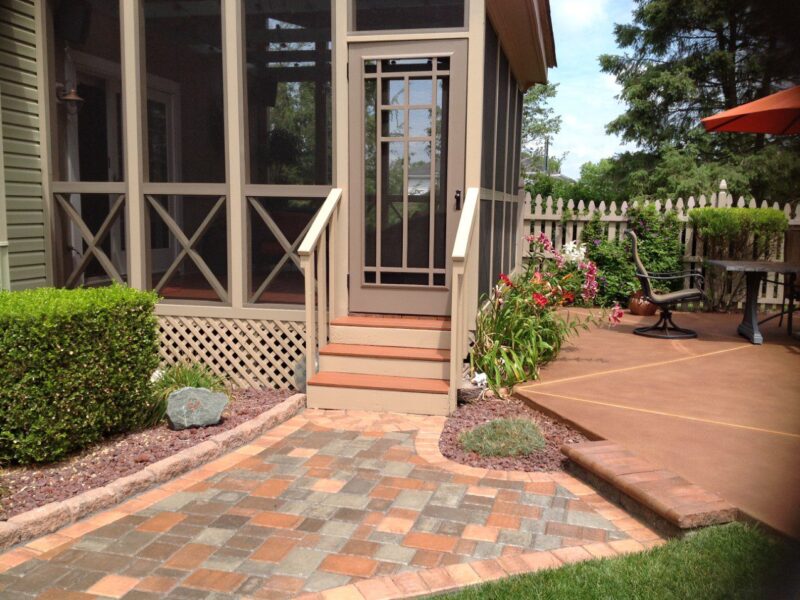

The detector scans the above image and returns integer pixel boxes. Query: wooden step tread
[331,315,451,331]
[320,344,450,362]
[308,372,449,394]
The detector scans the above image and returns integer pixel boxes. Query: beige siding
[0,0,46,290]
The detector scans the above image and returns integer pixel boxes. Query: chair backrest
[626,230,653,298]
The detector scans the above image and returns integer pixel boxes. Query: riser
[319,354,449,379]
[307,384,451,415]
[330,325,450,349]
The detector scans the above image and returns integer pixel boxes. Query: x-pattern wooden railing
[55,193,126,287]
[146,195,228,302]
[247,197,317,304]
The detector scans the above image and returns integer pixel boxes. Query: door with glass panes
[348,40,466,315]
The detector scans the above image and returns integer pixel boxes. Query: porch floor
[0,411,658,599]
[515,310,800,539]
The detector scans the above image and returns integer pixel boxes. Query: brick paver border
[0,393,306,553]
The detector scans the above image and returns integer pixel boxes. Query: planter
[629,290,658,316]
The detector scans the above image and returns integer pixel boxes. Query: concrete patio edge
[0,393,306,552]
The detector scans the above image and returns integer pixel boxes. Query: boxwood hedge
[0,285,160,464]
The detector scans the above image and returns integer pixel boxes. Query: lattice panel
[159,316,306,389]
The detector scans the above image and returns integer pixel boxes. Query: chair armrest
[638,271,704,285]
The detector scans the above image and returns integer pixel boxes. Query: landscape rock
[166,387,229,430]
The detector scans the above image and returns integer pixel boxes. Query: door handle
[455,189,462,210]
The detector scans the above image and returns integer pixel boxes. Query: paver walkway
[0,410,659,599]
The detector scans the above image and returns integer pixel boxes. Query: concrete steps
[308,315,452,415]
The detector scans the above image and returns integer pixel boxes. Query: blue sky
[546,0,637,179]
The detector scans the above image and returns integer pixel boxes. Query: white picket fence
[521,181,800,309]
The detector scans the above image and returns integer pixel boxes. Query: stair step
[320,344,449,362]
[308,372,449,394]
[331,315,450,331]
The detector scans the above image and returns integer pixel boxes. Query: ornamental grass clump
[459,418,545,457]
[471,233,622,392]
[0,285,160,464]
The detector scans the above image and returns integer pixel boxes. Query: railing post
[318,229,328,348]
[302,253,316,385]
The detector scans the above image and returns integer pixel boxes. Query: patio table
[705,259,800,344]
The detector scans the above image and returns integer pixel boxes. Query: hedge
[0,285,160,464]
[689,207,788,310]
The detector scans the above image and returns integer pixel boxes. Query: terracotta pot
[628,290,658,316]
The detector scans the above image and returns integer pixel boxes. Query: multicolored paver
[0,410,662,599]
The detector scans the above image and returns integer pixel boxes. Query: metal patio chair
[626,230,705,339]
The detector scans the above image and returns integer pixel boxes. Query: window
[353,0,465,31]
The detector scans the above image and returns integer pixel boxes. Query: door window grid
[363,57,449,287]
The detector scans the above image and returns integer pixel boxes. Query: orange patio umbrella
[701,85,800,135]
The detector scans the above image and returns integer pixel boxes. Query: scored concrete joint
[0,393,306,552]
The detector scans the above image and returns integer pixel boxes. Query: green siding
[0,0,46,290]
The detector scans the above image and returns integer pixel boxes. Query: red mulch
[439,393,588,472]
[0,388,292,520]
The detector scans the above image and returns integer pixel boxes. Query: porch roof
[487,0,557,90]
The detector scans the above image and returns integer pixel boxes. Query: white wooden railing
[298,188,343,385]
[449,188,481,411]
[523,181,800,308]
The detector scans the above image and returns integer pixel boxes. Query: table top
[705,259,800,274]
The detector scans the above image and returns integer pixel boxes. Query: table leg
[737,272,764,344]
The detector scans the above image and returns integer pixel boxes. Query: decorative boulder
[166,387,229,430]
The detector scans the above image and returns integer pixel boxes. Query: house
[0,0,556,415]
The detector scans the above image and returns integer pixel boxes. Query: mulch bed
[440,392,588,472]
[0,388,292,521]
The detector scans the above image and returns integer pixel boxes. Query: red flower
[562,291,575,304]
[531,271,543,284]
[532,292,548,307]
[609,302,624,326]
[499,273,514,287]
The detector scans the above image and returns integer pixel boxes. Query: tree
[598,0,800,205]
[520,83,563,176]
[600,0,800,154]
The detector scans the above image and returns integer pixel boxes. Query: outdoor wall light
[55,82,84,114]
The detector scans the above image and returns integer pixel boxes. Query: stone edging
[0,393,306,552]
[295,537,656,600]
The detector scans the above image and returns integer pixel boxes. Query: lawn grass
[458,418,545,457]
[438,523,799,599]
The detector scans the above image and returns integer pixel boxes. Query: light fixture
[55,82,84,113]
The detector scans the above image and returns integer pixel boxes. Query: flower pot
[628,291,658,316]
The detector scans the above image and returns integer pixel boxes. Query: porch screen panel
[48,1,127,288]
[143,0,225,183]
[248,197,325,305]
[478,199,492,299]
[494,53,509,194]
[480,22,498,189]
[244,2,332,185]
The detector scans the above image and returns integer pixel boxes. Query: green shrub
[459,418,545,457]
[0,285,160,464]
[582,204,684,306]
[148,363,228,427]
[689,207,788,309]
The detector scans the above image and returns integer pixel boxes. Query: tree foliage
[521,83,564,177]
[586,0,800,206]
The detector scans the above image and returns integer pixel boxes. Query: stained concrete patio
[515,310,800,539]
